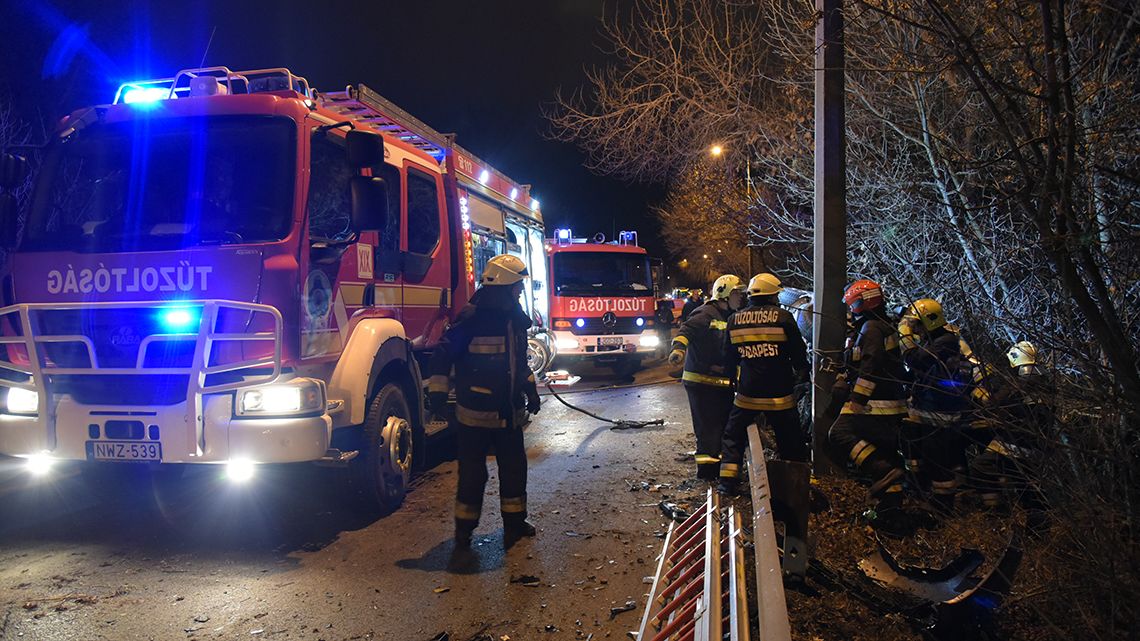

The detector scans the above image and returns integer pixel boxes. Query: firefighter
[681,289,704,322]
[718,273,810,495]
[427,255,542,558]
[668,274,746,481]
[898,299,970,513]
[828,280,909,529]
[970,341,1054,515]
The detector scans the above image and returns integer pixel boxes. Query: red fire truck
[0,66,547,511]
[544,230,661,377]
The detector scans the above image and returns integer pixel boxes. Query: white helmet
[1007,341,1037,367]
[747,273,783,296]
[481,254,529,286]
[711,274,744,300]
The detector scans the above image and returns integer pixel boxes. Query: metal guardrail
[636,488,750,641]
[746,424,794,641]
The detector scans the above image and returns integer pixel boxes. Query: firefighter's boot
[503,519,537,550]
[449,520,478,572]
[696,460,721,482]
[716,478,741,497]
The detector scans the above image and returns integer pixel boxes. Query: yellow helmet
[711,274,744,300]
[747,273,783,297]
[481,254,529,285]
[907,298,946,331]
[1007,341,1037,367]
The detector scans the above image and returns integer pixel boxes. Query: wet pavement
[0,360,699,640]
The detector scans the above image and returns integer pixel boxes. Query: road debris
[433,587,451,594]
[658,500,691,522]
[508,574,541,587]
[608,600,637,620]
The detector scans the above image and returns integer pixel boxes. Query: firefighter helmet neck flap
[843,279,884,316]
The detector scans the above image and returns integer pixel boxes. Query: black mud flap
[767,459,811,577]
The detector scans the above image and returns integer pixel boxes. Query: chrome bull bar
[0,300,283,456]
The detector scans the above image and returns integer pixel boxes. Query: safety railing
[0,300,283,456]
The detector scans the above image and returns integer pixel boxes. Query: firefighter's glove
[428,392,448,419]
[667,349,685,366]
[526,390,542,415]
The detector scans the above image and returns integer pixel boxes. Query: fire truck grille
[36,309,197,369]
[570,317,646,336]
[49,375,191,406]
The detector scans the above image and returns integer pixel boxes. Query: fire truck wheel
[526,337,552,377]
[353,383,415,513]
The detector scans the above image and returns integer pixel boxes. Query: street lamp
[709,144,724,158]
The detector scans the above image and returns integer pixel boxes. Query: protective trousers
[720,406,808,482]
[684,384,735,480]
[902,417,965,509]
[454,424,528,537]
[828,413,905,499]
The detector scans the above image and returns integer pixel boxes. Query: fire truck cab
[545,231,660,377]
[0,66,547,511]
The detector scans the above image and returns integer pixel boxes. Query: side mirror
[345,130,384,168]
[350,175,389,232]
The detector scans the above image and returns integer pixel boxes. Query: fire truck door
[401,164,450,344]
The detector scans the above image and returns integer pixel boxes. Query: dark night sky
[0,0,667,255]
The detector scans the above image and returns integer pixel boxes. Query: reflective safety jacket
[427,290,537,429]
[901,327,969,423]
[840,313,907,416]
[984,365,1054,447]
[723,302,808,411]
[672,301,732,388]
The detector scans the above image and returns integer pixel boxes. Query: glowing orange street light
[709,144,724,157]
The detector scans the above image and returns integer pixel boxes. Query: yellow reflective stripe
[673,335,689,347]
[851,346,862,361]
[468,344,506,354]
[883,334,899,350]
[682,371,731,387]
[884,483,904,494]
[470,386,493,395]
[985,439,1010,457]
[694,454,721,464]
[709,320,728,330]
[908,408,961,425]
[852,378,876,396]
[427,375,450,394]
[500,496,527,513]
[527,373,535,383]
[734,394,795,410]
[853,441,877,466]
[972,387,990,402]
[455,501,482,520]
[931,479,958,494]
[865,400,908,415]
[456,404,506,428]
[849,440,873,464]
[720,463,740,478]
[729,327,787,343]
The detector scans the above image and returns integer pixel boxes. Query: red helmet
[843,279,884,314]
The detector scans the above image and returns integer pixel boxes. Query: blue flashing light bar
[122,87,169,105]
[158,307,202,333]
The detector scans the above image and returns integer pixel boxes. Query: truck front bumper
[0,393,331,465]
[551,330,660,357]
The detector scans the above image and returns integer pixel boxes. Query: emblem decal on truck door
[356,243,374,280]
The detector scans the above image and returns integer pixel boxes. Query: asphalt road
[0,359,700,641]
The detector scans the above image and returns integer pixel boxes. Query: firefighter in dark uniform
[668,274,746,481]
[427,255,542,556]
[970,341,1053,517]
[898,298,970,513]
[828,280,909,528]
[718,273,810,495]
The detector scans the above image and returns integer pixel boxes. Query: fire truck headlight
[639,335,661,348]
[26,452,54,477]
[225,459,256,483]
[238,380,324,417]
[556,338,579,351]
[4,387,39,415]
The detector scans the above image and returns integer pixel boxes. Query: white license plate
[87,441,162,462]
[598,336,624,346]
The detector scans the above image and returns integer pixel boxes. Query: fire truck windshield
[23,115,296,252]
[553,251,653,296]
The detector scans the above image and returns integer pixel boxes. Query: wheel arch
[327,318,423,429]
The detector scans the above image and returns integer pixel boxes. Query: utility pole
[812,0,846,474]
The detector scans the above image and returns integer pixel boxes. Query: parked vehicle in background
[544,230,660,378]
[0,65,547,513]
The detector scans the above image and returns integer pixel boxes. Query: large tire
[352,383,416,514]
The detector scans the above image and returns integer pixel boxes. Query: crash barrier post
[745,423,794,641]
[636,489,751,641]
